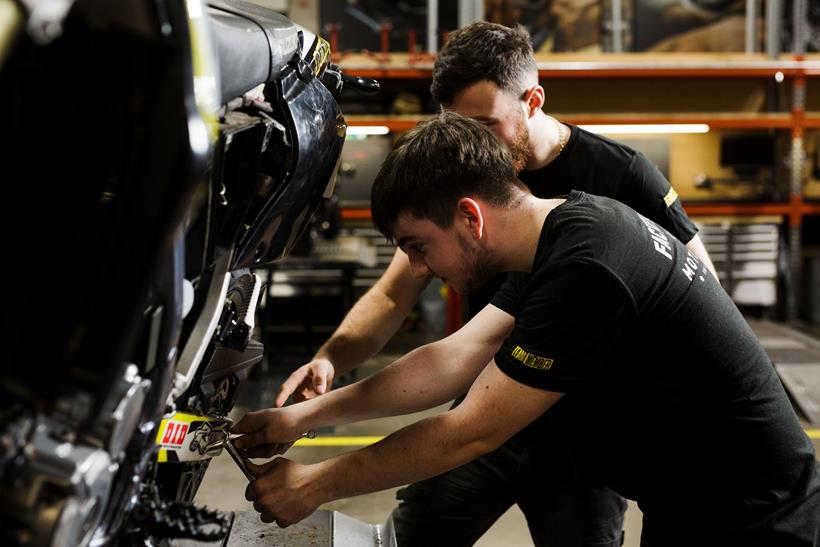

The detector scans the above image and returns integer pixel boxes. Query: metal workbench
[175,510,396,547]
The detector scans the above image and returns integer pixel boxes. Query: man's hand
[275,357,336,407]
[245,458,324,527]
[232,407,304,458]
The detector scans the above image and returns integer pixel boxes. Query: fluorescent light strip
[346,124,709,136]
[346,125,390,136]
[579,124,710,134]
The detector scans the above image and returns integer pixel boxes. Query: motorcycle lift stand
[174,509,396,547]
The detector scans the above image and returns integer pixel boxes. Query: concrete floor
[195,324,820,546]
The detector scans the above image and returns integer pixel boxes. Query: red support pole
[379,23,391,63]
[326,23,340,62]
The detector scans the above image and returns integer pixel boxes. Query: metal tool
[222,438,255,481]
[215,429,316,482]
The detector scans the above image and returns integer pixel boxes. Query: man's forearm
[315,249,430,376]
[246,363,562,527]
[246,410,500,526]
[302,304,513,430]
[312,411,495,503]
[313,288,407,376]
[295,340,479,430]
[308,360,562,504]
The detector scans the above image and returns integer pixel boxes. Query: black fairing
[232,64,345,268]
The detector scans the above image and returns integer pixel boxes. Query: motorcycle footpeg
[222,272,262,348]
[130,495,232,541]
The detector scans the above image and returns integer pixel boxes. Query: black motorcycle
[0,0,376,544]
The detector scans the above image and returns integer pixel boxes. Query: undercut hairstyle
[431,22,537,106]
[371,112,523,240]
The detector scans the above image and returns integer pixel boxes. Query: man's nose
[408,256,431,278]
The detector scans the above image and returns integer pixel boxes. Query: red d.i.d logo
[161,421,190,448]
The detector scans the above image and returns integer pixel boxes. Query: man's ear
[525,85,545,118]
[456,198,484,240]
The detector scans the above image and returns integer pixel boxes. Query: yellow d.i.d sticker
[155,412,229,463]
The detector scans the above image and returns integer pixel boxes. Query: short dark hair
[431,22,537,106]
[371,112,522,240]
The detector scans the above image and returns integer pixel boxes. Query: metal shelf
[337,51,820,321]
[342,202,820,221]
[347,113,801,131]
[338,53,820,80]
[683,201,820,219]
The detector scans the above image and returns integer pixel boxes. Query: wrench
[223,437,255,481]
[218,430,316,481]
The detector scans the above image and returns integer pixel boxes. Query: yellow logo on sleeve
[511,346,554,370]
[663,187,679,207]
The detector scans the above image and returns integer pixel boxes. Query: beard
[451,231,499,295]
[508,114,532,173]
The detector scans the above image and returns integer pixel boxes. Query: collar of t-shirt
[518,123,580,195]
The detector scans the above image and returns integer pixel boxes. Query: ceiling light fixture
[579,124,710,134]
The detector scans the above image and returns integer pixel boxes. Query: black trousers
[391,425,627,547]
[639,477,820,547]
[389,281,627,546]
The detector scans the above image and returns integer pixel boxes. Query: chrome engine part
[1,414,115,547]
[0,364,155,546]
[104,365,152,458]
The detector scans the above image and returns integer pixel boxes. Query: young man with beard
[233,113,820,546]
[269,21,716,546]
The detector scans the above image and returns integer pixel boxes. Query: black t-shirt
[467,124,696,316]
[492,191,820,543]
[520,124,696,244]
